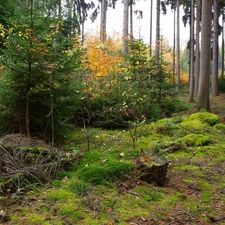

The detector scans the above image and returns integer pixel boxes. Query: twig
[187,147,200,164]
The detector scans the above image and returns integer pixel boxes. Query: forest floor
[1,93,225,225]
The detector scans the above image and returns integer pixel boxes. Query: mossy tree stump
[136,154,168,186]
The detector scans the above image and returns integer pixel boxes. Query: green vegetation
[1,111,225,224]
[0,2,224,225]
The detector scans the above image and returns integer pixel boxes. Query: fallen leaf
[102,158,108,163]
[119,152,125,157]
[0,210,6,217]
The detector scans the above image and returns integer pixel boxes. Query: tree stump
[136,154,168,186]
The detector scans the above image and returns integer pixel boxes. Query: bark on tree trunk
[195,0,201,95]
[122,0,129,54]
[129,2,133,38]
[211,0,219,96]
[100,0,107,42]
[136,154,168,187]
[149,0,153,56]
[155,0,160,64]
[176,0,180,92]
[196,0,212,111]
[188,0,195,102]
[172,8,176,84]
[222,13,225,79]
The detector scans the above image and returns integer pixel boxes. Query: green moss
[24,212,49,225]
[52,180,63,188]
[47,189,76,202]
[214,123,225,130]
[40,205,50,212]
[174,165,199,171]
[167,149,190,160]
[58,204,82,219]
[184,112,219,126]
[198,146,222,155]
[211,155,225,162]
[182,178,194,183]
[134,186,163,202]
[154,118,179,136]
[158,191,185,212]
[182,134,211,146]
[197,181,213,190]
[181,118,206,130]
[171,115,185,123]
[201,191,212,203]
[113,194,149,220]
[66,179,89,196]
[78,160,134,184]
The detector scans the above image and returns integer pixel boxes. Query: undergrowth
[1,111,225,224]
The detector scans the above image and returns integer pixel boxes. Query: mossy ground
[1,95,225,224]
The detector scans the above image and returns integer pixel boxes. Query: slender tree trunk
[129,1,133,38]
[58,0,61,17]
[172,8,176,84]
[100,0,107,42]
[149,0,153,56]
[67,0,72,36]
[176,0,180,92]
[195,0,201,95]
[211,0,219,96]
[26,0,35,138]
[196,0,212,111]
[122,0,129,54]
[81,9,85,43]
[189,0,195,102]
[222,13,225,79]
[156,0,160,64]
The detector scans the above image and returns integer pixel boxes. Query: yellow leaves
[0,23,5,38]
[8,27,14,34]
[83,35,123,78]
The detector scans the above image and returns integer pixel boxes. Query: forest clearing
[0,0,225,224]
[1,93,225,225]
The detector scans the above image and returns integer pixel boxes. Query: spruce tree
[0,0,83,145]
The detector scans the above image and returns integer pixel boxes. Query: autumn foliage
[83,35,123,78]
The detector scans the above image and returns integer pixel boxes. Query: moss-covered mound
[1,111,225,225]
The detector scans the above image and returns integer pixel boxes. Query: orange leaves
[83,36,123,78]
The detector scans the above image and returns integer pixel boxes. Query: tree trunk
[195,0,201,95]
[136,154,168,187]
[122,0,129,54]
[67,0,72,36]
[155,0,160,64]
[211,0,219,96]
[196,0,212,111]
[176,0,180,92]
[25,0,34,138]
[188,0,195,102]
[129,1,133,38]
[172,8,176,84]
[100,0,107,42]
[58,0,61,18]
[149,0,153,56]
[222,13,225,79]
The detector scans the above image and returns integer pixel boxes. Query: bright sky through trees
[85,0,190,47]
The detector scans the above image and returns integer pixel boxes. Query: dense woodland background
[0,0,224,145]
